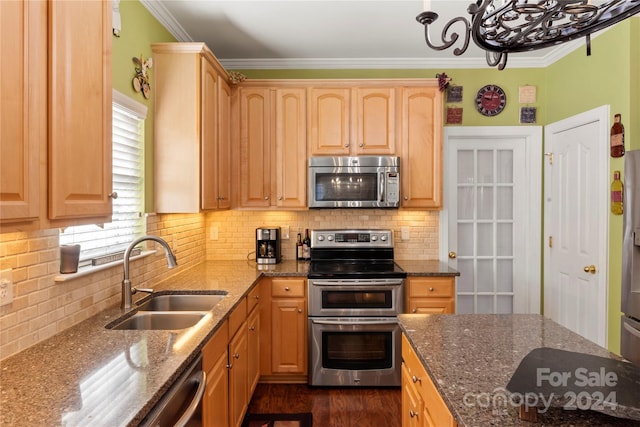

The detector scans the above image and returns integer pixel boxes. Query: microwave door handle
[378,171,385,203]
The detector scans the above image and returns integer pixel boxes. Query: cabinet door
[400,86,443,209]
[271,298,307,374]
[48,0,112,220]
[354,87,396,155]
[247,305,260,396]
[0,0,46,226]
[201,57,219,210]
[229,324,249,427]
[402,363,424,427]
[239,87,271,207]
[275,88,307,208]
[308,88,351,155]
[217,77,232,209]
[203,349,229,427]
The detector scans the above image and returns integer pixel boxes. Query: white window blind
[60,91,146,263]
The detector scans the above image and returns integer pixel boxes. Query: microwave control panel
[386,172,399,203]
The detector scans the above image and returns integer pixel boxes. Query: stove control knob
[327,235,333,241]
[371,235,378,241]
[317,235,325,242]
[380,235,388,242]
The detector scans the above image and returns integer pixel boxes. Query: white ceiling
[139,0,611,70]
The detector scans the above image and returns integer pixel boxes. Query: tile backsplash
[0,209,438,359]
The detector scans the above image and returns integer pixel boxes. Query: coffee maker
[256,227,281,264]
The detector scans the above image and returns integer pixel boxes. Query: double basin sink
[106,292,227,330]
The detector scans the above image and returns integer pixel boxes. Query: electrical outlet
[0,269,14,306]
[401,227,410,241]
[210,226,219,241]
[282,226,290,240]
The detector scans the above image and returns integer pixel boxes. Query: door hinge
[548,236,553,248]
[544,152,553,165]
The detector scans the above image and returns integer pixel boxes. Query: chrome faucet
[121,235,178,310]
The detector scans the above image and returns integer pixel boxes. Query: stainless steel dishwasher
[140,354,206,427]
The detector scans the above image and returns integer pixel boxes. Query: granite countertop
[399,314,640,427]
[0,259,455,427]
[395,259,460,277]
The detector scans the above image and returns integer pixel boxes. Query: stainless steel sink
[136,293,227,312]
[108,312,207,330]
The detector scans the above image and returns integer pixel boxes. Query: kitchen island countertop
[399,314,640,426]
[0,259,454,427]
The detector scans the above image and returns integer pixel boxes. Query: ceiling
[139,0,614,70]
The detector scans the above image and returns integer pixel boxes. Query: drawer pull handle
[429,287,434,292]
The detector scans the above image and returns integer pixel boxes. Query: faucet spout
[121,235,178,310]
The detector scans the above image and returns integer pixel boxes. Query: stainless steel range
[307,229,406,387]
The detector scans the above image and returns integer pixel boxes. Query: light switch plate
[401,227,410,241]
[0,269,14,306]
[282,226,290,240]
[210,226,219,241]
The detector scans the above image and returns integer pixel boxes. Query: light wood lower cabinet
[260,277,308,382]
[202,320,229,427]
[202,283,261,427]
[402,334,457,427]
[405,277,455,314]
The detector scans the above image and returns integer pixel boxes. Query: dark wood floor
[247,383,402,427]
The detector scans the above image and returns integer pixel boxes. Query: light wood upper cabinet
[238,86,307,209]
[400,86,443,209]
[1,0,112,230]
[0,0,46,228]
[353,87,396,155]
[48,0,112,221]
[308,88,351,155]
[309,86,396,156]
[153,42,230,213]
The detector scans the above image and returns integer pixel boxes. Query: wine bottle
[610,114,625,158]
[296,232,303,260]
[611,170,623,215]
[302,229,311,260]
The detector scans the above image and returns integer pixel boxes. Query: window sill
[54,250,155,282]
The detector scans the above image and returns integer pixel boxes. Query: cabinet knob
[429,287,434,292]
[254,295,259,300]
[264,196,269,200]
[344,143,350,148]
[278,196,283,201]
[412,375,421,384]
[403,196,408,200]
[359,143,364,147]
[285,287,290,291]
[409,410,418,418]
[234,352,240,359]
[227,363,233,369]
[217,196,226,200]
[108,192,118,199]
[298,308,303,313]
[249,326,256,331]
[412,309,417,313]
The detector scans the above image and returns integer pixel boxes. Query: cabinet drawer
[247,285,261,313]
[202,320,229,373]
[271,278,306,297]
[407,277,454,298]
[229,298,247,338]
[407,299,454,314]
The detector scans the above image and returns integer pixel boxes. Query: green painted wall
[112,0,176,212]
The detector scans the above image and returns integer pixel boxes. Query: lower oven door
[308,317,401,387]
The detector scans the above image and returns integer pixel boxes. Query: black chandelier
[417,0,640,70]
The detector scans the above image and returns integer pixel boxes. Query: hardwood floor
[247,383,402,427]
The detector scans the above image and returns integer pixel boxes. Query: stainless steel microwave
[308,156,400,208]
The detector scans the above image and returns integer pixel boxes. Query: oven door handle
[310,318,398,326]
[310,279,404,286]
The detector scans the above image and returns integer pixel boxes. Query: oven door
[308,279,404,317]
[308,317,401,386]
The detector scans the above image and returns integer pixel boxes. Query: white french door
[442,127,542,314]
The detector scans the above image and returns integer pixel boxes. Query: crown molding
[140,0,193,42]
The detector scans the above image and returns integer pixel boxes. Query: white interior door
[442,127,542,314]
[544,106,609,347]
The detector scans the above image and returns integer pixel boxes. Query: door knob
[448,251,457,259]
[583,265,597,274]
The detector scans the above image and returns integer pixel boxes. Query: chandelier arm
[485,51,508,70]
[418,13,472,56]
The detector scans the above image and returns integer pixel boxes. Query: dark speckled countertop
[0,259,455,427]
[399,314,640,427]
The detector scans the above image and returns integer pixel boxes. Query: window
[59,91,146,264]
